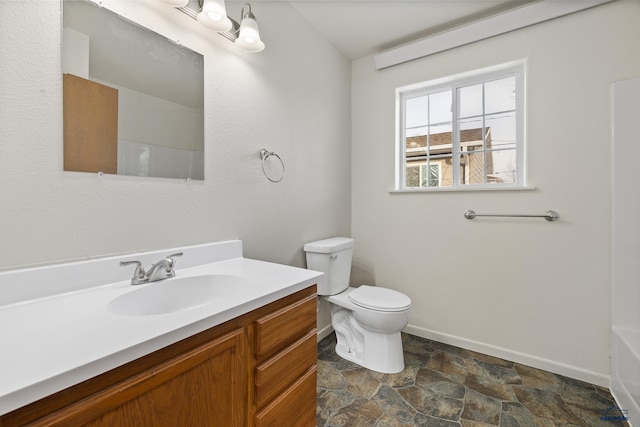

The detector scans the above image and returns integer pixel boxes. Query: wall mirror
[62,0,204,180]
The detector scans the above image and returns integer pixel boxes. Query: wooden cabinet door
[63,73,118,174]
[28,329,246,427]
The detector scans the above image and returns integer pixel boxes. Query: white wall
[0,0,351,277]
[351,0,640,386]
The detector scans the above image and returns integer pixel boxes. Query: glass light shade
[198,0,232,32]
[235,17,265,52]
[159,0,189,6]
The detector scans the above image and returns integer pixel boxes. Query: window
[397,63,524,190]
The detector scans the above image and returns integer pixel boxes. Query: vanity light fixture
[234,3,265,52]
[197,0,232,32]
[159,0,189,7]
[161,0,265,52]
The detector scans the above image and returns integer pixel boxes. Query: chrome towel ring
[259,148,285,183]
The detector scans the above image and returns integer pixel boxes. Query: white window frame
[395,61,526,192]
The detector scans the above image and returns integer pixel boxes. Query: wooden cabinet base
[0,286,317,427]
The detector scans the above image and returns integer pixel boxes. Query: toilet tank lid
[303,237,354,253]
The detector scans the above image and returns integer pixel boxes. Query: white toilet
[304,237,412,374]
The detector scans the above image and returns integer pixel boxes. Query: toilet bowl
[304,237,412,374]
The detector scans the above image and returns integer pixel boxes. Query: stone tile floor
[316,333,630,427]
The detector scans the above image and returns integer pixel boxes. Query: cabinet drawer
[255,294,316,358]
[255,329,317,408]
[254,366,317,427]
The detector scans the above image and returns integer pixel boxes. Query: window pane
[487,149,516,184]
[406,158,452,188]
[458,116,482,131]
[486,112,516,150]
[429,90,452,124]
[485,76,516,114]
[458,117,485,153]
[429,123,453,135]
[406,135,427,158]
[406,163,422,187]
[461,151,485,185]
[405,95,428,128]
[406,126,427,138]
[429,124,452,155]
[459,84,482,118]
[433,156,453,187]
[428,162,440,187]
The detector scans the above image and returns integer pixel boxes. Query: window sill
[390,186,536,194]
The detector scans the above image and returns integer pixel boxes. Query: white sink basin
[108,274,249,316]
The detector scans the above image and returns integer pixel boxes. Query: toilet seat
[348,285,411,312]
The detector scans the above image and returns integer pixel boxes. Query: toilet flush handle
[330,254,338,260]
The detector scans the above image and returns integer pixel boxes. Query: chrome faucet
[120,252,183,285]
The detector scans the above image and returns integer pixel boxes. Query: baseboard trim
[316,322,609,388]
[403,324,610,388]
[317,324,334,342]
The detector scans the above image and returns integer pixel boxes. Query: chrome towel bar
[464,210,559,222]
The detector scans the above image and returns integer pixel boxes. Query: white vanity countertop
[0,241,322,415]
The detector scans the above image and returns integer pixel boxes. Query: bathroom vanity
[0,241,321,426]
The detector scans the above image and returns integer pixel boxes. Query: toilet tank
[303,237,354,295]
